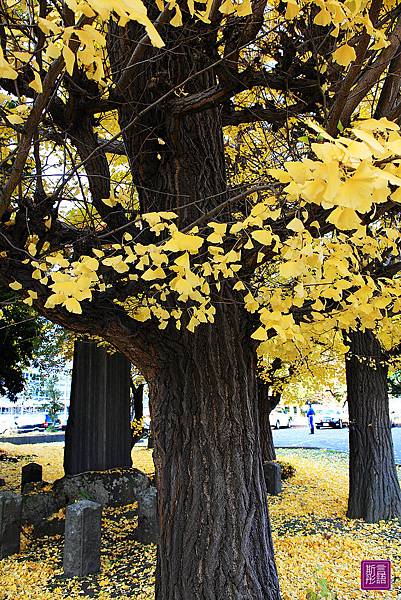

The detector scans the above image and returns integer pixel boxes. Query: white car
[14,412,48,433]
[269,408,292,430]
[0,414,14,435]
[316,407,348,429]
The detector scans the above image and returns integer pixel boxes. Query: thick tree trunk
[149,309,280,600]
[108,22,280,598]
[64,341,132,475]
[258,380,279,462]
[346,329,401,522]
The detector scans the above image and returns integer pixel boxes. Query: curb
[0,433,65,444]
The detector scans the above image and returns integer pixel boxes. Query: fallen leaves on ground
[0,444,399,599]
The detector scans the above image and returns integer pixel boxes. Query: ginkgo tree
[1,0,401,597]
[227,115,401,522]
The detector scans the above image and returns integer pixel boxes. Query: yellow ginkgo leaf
[29,70,43,94]
[285,0,300,20]
[7,114,24,125]
[141,267,167,280]
[251,326,268,341]
[62,45,75,76]
[0,47,17,79]
[237,0,251,16]
[332,44,356,67]
[64,297,82,314]
[244,292,259,313]
[132,306,151,321]
[219,0,235,14]
[164,231,203,254]
[287,217,304,232]
[279,261,304,278]
[251,230,272,245]
[327,206,361,230]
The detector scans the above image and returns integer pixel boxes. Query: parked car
[14,412,48,433]
[58,413,68,431]
[0,414,14,435]
[316,407,348,429]
[269,408,292,430]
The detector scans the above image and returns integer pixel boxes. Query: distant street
[273,425,401,463]
[1,427,401,463]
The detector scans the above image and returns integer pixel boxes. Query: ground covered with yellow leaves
[0,443,399,599]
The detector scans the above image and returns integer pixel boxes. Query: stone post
[63,500,102,577]
[0,491,22,558]
[263,461,282,495]
[21,462,42,492]
[135,486,159,544]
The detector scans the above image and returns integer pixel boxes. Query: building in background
[0,362,72,417]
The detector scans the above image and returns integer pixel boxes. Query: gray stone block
[135,486,158,544]
[263,461,282,495]
[53,467,150,507]
[63,500,102,577]
[22,490,62,525]
[0,491,22,558]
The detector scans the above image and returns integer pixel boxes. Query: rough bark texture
[258,380,279,463]
[105,21,281,599]
[346,329,401,522]
[148,308,280,600]
[108,21,227,227]
[64,341,132,475]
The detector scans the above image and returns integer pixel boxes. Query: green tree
[40,375,64,423]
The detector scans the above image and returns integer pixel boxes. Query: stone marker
[63,500,102,577]
[0,491,22,558]
[263,461,282,495]
[21,463,42,492]
[135,486,159,544]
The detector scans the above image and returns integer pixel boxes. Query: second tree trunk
[346,329,401,522]
[258,380,280,463]
[64,341,132,475]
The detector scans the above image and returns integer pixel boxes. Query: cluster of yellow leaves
[270,119,401,231]
[0,0,257,88]
[258,327,347,404]
[278,0,391,65]
[250,226,401,358]
[6,117,401,363]
[0,0,393,88]
[43,255,101,314]
[246,118,401,356]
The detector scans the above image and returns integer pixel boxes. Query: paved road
[273,425,401,463]
[1,428,400,463]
